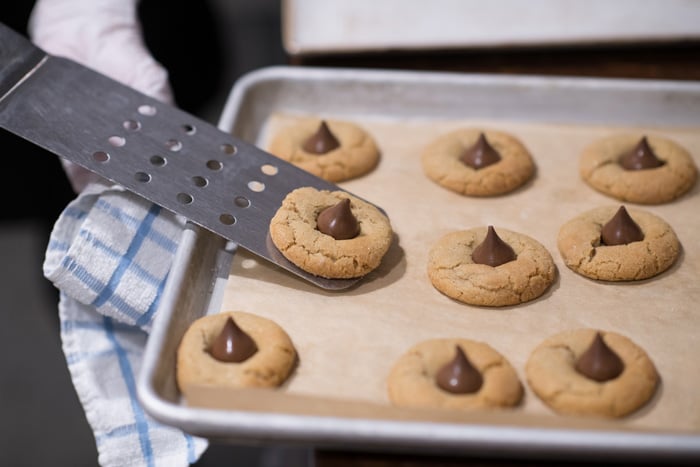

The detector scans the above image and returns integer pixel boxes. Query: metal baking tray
[137,66,700,462]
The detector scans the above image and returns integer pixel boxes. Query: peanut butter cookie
[421,128,535,196]
[557,205,680,281]
[267,118,380,182]
[176,311,297,393]
[387,338,523,410]
[269,187,393,279]
[427,226,556,306]
[525,329,659,418]
[579,133,697,204]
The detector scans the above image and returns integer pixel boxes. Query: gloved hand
[28,0,174,193]
[30,3,209,465]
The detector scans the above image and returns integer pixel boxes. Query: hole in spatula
[93,151,109,163]
[248,181,265,192]
[135,172,151,183]
[192,176,208,187]
[206,160,223,171]
[182,124,196,135]
[108,136,125,147]
[150,155,166,167]
[220,143,236,155]
[123,120,141,131]
[219,214,236,225]
[166,139,182,152]
[261,164,278,176]
[234,196,250,208]
[177,193,193,205]
[138,105,156,116]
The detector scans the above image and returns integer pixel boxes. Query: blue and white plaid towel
[43,181,208,467]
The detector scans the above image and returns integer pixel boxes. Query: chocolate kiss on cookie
[317,198,360,240]
[601,206,644,246]
[461,133,501,170]
[619,136,665,171]
[472,226,517,266]
[575,332,625,382]
[209,317,258,363]
[303,120,341,154]
[436,346,483,394]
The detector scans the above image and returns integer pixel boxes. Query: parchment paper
[215,113,700,433]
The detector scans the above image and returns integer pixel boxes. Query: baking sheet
[283,0,700,56]
[137,67,700,461]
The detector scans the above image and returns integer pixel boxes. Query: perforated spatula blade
[0,22,376,291]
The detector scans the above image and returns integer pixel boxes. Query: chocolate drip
[317,198,360,240]
[601,206,644,246]
[619,136,665,170]
[209,316,258,363]
[575,332,625,382]
[471,226,517,267]
[302,120,341,154]
[436,346,483,394]
[461,133,501,170]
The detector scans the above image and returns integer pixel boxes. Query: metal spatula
[0,22,374,291]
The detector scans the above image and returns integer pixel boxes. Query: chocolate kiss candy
[601,206,644,246]
[302,120,341,154]
[317,198,360,240]
[209,317,258,363]
[436,345,483,394]
[471,225,517,267]
[461,133,501,169]
[619,136,665,170]
[575,332,625,382]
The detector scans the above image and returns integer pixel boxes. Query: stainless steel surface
[0,22,362,291]
[137,66,700,462]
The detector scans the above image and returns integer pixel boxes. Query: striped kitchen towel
[43,181,208,467]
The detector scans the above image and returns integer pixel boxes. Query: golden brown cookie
[525,329,659,418]
[269,186,393,279]
[176,311,297,393]
[387,338,523,410]
[579,133,697,204]
[267,118,380,182]
[557,205,680,281]
[427,227,556,306]
[421,128,535,196]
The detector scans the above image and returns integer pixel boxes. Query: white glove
[29,0,174,193]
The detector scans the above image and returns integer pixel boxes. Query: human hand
[29,0,174,192]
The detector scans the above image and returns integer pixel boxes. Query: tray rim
[219,66,700,135]
[137,66,700,461]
